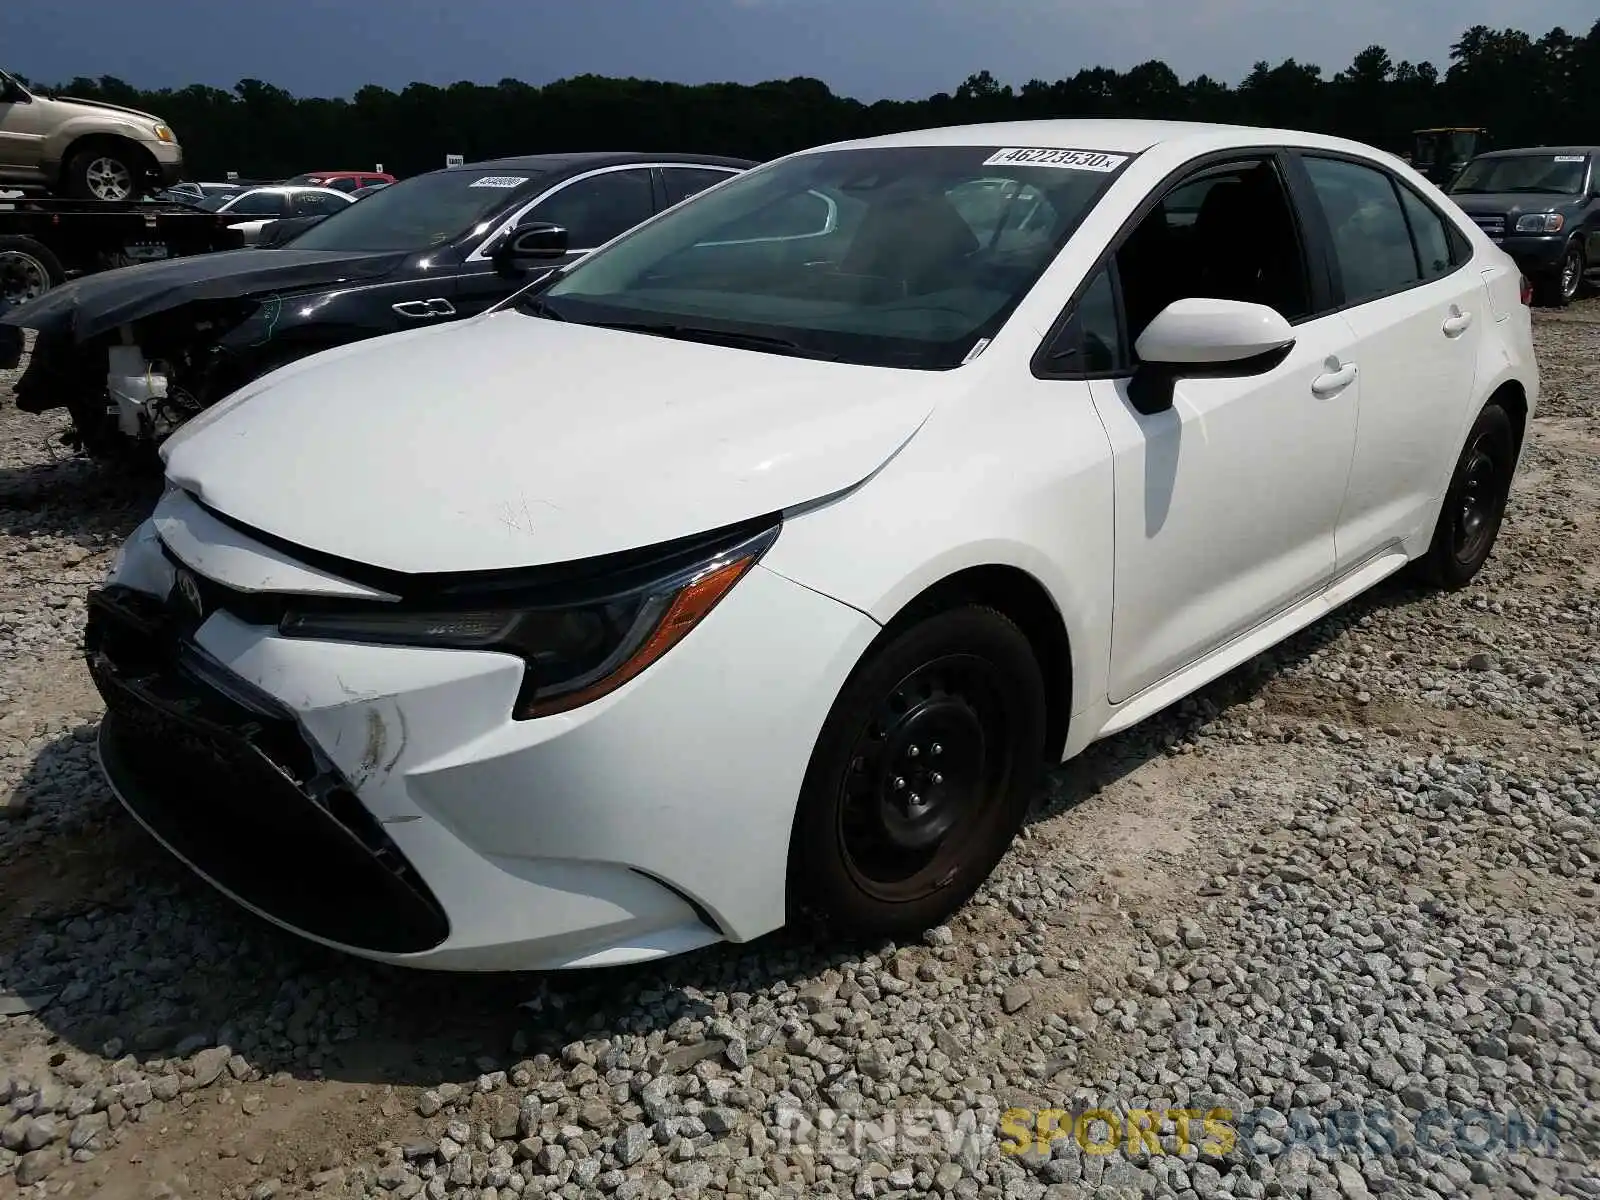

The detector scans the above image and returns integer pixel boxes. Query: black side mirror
[489,221,569,268]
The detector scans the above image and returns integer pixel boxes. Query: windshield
[530,144,1129,369]
[285,169,550,253]
[1451,153,1587,195]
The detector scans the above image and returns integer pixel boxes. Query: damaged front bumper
[89,494,879,971]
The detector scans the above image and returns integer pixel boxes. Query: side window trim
[1286,149,1475,315]
[1036,260,1130,380]
[1031,147,1322,382]
[1391,175,1429,282]
[465,163,675,262]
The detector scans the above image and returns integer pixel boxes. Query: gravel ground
[0,306,1597,1200]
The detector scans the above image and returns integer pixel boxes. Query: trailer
[0,194,246,311]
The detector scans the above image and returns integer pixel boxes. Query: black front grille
[1470,213,1506,237]
[85,585,450,955]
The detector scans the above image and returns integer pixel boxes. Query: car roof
[232,185,352,198]
[797,118,1400,160]
[1472,146,1597,159]
[441,151,758,177]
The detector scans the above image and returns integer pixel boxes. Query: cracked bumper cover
[91,513,879,971]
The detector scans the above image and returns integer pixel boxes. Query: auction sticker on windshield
[983,148,1128,172]
[1553,155,1586,163]
[470,176,529,188]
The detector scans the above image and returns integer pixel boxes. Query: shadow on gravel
[0,450,162,538]
[0,558,1441,1096]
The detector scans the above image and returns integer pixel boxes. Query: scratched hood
[1,248,406,342]
[161,309,941,575]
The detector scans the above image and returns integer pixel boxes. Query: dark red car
[284,170,396,193]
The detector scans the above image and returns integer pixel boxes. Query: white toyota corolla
[88,119,1538,971]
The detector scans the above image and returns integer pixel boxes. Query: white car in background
[88,119,1537,971]
[204,184,354,244]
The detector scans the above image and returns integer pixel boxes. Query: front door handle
[1311,361,1357,397]
[1442,306,1473,337]
[393,298,456,319]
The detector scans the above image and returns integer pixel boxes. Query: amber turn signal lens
[516,553,760,719]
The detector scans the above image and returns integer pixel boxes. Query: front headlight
[153,124,176,144]
[1514,213,1563,234]
[278,520,780,719]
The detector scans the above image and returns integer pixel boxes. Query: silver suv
[0,68,184,201]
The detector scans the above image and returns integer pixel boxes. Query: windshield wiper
[520,296,566,321]
[581,320,841,361]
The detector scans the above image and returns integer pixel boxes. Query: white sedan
[206,184,354,244]
[89,119,1538,971]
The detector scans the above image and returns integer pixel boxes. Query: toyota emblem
[174,569,205,621]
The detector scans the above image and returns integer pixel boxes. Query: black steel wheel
[789,605,1046,938]
[1414,402,1516,590]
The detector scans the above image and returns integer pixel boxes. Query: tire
[788,604,1047,940]
[1412,403,1517,590]
[1533,242,1583,308]
[0,236,65,306]
[63,144,145,202]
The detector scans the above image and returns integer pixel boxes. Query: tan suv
[0,68,183,201]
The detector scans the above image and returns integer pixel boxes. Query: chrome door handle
[1311,362,1357,396]
[1442,307,1473,337]
[393,298,456,319]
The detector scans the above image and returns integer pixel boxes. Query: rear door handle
[1311,362,1357,397]
[1442,307,1473,337]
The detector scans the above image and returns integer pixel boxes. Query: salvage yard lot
[0,306,1597,1199]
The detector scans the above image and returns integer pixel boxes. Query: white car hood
[162,310,940,575]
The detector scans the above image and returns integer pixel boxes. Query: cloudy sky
[3,0,1594,100]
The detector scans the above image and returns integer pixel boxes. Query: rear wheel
[789,605,1046,939]
[1412,402,1516,590]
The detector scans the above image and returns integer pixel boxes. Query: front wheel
[788,605,1047,940]
[64,146,143,202]
[1534,242,1584,307]
[1412,402,1516,590]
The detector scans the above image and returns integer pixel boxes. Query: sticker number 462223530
[983,147,1129,173]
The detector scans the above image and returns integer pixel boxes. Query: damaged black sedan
[2,151,754,455]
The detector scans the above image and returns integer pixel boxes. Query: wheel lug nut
[931,743,942,756]
[930,772,943,785]
[909,793,923,808]
[907,745,920,758]
[892,777,906,790]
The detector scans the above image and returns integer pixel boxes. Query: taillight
[1519,275,1533,306]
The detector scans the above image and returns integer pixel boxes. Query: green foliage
[36,19,1600,179]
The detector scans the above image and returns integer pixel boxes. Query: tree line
[17,20,1600,181]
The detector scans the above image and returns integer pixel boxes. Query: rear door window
[661,167,741,207]
[1302,156,1422,304]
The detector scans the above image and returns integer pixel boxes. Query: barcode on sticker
[982,147,1128,173]
[470,176,528,188]
[1553,155,1586,162]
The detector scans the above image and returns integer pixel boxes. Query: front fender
[48,116,161,161]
